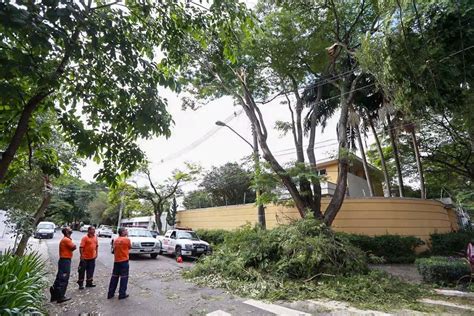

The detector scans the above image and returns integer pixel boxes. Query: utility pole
[216,120,266,229]
[117,191,125,230]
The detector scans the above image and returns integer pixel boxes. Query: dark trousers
[78,258,96,285]
[108,261,129,298]
[52,258,71,299]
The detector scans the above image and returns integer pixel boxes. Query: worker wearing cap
[77,226,98,289]
[107,227,131,299]
[50,227,76,303]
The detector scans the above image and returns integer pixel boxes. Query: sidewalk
[0,232,49,258]
[0,232,18,255]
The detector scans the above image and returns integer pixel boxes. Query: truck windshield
[128,229,152,237]
[37,223,54,229]
[177,231,199,240]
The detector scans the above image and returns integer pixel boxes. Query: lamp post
[215,120,266,229]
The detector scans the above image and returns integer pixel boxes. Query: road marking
[434,289,474,298]
[244,299,310,316]
[419,298,474,311]
[206,311,232,316]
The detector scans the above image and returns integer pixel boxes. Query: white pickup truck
[157,228,212,258]
[111,228,161,259]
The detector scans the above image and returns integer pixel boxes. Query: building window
[317,169,327,176]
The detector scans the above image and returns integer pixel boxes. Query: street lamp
[215,121,266,229]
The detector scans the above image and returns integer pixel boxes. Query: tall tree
[137,164,199,233]
[200,162,256,207]
[0,0,200,183]
[178,0,384,225]
[358,0,473,197]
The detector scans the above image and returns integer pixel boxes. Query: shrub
[416,256,471,285]
[0,251,46,314]
[188,217,368,282]
[430,231,474,256]
[195,229,232,247]
[338,233,424,263]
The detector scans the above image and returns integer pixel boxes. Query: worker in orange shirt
[50,227,76,303]
[77,226,98,289]
[107,227,131,299]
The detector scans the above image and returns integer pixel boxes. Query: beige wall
[177,198,459,245]
[322,163,339,184]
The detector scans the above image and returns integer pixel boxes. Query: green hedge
[416,256,471,285]
[195,229,232,247]
[338,233,424,263]
[0,251,46,314]
[430,231,474,256]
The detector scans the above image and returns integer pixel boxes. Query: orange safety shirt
[59,237,75,259]
[80,235,98,259]
[114,236,131,262]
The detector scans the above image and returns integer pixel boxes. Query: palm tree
[348,105,374,197]
[365,113,392,197]
[380,103,405,197]
[404,120,426,199]
[352,77,392,197]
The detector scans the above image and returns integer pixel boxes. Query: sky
[79,88,343,191]
[78,0,367,191]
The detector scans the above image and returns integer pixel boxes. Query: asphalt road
[42,231,279,316]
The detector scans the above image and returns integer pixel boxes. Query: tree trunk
[355,125,374,197]
[154,206,163,234]
[410,128,426,199]
[237,75,323,219]
[307,85,323,219]
[368,118,392,197]
[0,92,51,182]
[253,124,266,229]
[15,175,53,256]
[0,29,78,182]
[324,80,352,226]
[386,114,405,197]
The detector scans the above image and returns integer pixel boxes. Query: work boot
[77,281,84,290]
[86,281,96,288]
[118,294,129,300]
[57,296,71,304]
[49,286,59,302]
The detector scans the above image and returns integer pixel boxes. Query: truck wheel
[175,246,182,259]
[150,253,158,259]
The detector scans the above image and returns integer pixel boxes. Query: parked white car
[96,225,113,238]
[34,221,55,239]
[157,228,212,258]
[79,224,91,232]
[111,228,161,259]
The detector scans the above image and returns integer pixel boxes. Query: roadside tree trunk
[154,205,163,234]
[0,93,50,181]
[324,79,353,226]
[15,175,53,256]
[306,85,323,218]
[368,118,392,197]
[0,30,78,182]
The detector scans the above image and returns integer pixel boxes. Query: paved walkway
[370,264,423,284]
